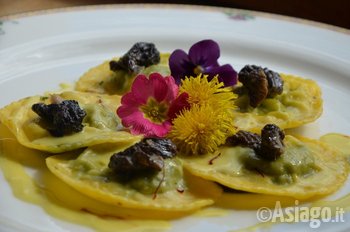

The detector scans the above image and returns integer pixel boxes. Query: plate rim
[1,3,350,232]
[0,3,349,36]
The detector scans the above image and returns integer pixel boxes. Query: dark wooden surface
[0,0,349,29]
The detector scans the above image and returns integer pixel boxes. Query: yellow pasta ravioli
[181,135,348,200]
[46,143,222,214]
[0,91,139,153]
[233,74,323,132]
[75,53,170,95]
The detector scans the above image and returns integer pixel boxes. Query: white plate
[1,4,350,232]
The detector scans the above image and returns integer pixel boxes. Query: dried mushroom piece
[110,42,160,74]
[141,138,178,159]
[226,130,261,151]
[238,65,284,107]
[108,138,177,178]
[259,124,285,161]
[227,124,285,161]
[32,100,86,137]
[238,65,268,107]
[264,67,284,97]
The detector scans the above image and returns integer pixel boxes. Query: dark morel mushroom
[109,42,160,74]
[238,65,283,107]
[108,138,177,179]
[226,130,261,151]
[226,124,285,161]
[32,100,86,137]
[238,65,268,107]
[259,124,285,161]
[263,67,284,97]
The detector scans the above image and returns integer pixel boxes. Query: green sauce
[68,145,184,196]
[83,104,120,131]
[103,58,170,95]
[126,158,184,195]
[241,136,319,184]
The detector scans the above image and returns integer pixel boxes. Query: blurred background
[0,0,349,29]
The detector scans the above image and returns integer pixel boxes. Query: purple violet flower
[169,39,237,86]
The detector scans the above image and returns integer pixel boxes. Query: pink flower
[117,73,182,137]
[167,92,190,121]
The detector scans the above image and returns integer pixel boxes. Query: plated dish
[1,4,350,232]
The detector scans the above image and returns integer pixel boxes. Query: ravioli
[0,91,140,153]
[46,143,222,214]
[75,53,171,95]
[320,133,350,157]
[182,135,348,200]
[43,168,203,220]
[233,74,323,132]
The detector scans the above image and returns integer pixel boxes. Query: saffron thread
[208,152,222,165]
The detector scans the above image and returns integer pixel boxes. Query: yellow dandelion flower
[168,75,238,155]
[168,104,236,155]
[180,74,237,110]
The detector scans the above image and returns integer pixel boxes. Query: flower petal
[148,73,169,102]
[129,116,155,135]
[148,121,172,137]
[119,110,145,128]
[169,49,194,84]
[117,72,177,138]
[163,75,179,102]
[167,92,190,121]
[206,64,238,87]
[120,92,138,107]
[131,74,152,104]
[188,39,220,68]
[117,92,141,120]
[129,116,171,137]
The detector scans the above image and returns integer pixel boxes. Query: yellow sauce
[1,125,350,232]
[312,133,350,210]
[0,124,170,232]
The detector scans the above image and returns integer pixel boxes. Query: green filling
[233,77,309,115]
[241,137,319,184]
[68,145,184,195]
[125,158,184,195]
[83,104,119,131]
[104,58,170,95]
[234,92,285,114]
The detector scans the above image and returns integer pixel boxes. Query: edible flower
[117,73,182,137]
[168,75,237,155]
[169,39,237,87]
[179,74,235,109]
[167,92,190,121]
[168,104,236,155]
